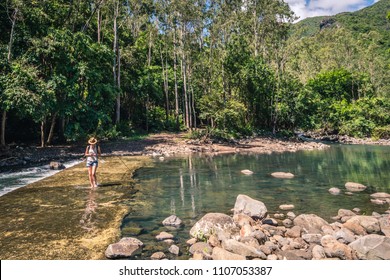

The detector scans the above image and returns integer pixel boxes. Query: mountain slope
[292,0,390,40]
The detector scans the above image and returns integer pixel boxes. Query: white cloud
[285,0,377,21]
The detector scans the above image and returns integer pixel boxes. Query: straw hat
[88,137,98,145]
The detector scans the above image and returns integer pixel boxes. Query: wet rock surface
[0,156,151,260]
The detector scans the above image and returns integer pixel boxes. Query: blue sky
[285,0,380,21]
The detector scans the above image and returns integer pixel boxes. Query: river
[124,144,390,259]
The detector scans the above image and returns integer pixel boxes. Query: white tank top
[87,145,98,162]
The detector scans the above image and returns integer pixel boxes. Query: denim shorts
[86,160,98,167]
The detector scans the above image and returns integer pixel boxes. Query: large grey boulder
[233,194,268,220]
[105,237,144,259]
[190,213,238,239]
[293,214,329,234]
[349,234,390,260]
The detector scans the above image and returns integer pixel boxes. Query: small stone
[151,252,166,260]
[328,188,341,195]
[271,172,294,179]
[282,219,293,228]
[274,213,285,219]
[156,232,174,241]
[163,239,175,245]
[279,204,295,210]
[287,212,296,220]
[241,169,254,175]
[370,192,390,199]
[186,238,197,246]
[169,245,180,255]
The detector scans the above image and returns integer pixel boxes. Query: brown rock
[212,247,246,260]
[271,172,295,179]
[345,182,367,192]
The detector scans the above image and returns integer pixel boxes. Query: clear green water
[122,144,390,259]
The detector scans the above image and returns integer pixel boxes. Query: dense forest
[1,0,390,147]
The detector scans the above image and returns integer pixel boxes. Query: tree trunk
[41,119,46,148]
[116,47,121,124]
[46,113,57,145]
[160,47,169,122]
[97,7,101,43]
[8,8,18,61]
[180,26,189,129]
[173,30,180,129]
[113,0,120,124]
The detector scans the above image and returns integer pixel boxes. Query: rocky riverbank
[2,132,390,170]
[299,132,390,146]
[0,132,329,170]
[105,193,390,260]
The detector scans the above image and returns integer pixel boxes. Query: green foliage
[1,0,390,145]
[373,125,390,139]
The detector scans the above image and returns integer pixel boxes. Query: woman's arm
[97,146,102,156]
[85,146,90,156]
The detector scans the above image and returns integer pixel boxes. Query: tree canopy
[1,0,390,147]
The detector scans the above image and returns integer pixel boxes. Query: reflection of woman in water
[80,190,98,232]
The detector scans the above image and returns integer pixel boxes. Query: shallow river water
[124,144,390,259]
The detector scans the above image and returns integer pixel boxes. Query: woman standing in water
[85,137,101,189]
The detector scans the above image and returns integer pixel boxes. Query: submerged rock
[271,172,295,179]
[162,215,182,227]
[279,204,295,211]
[241,169,254,175]
[156,232,174,241]
[370,192,390,199]
[344,182,367,192]
[328,187,341,195]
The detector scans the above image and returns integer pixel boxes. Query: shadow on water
[124,144,390,259]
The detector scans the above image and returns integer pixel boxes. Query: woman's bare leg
[92,165,98,188]
[88,166,94,188]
